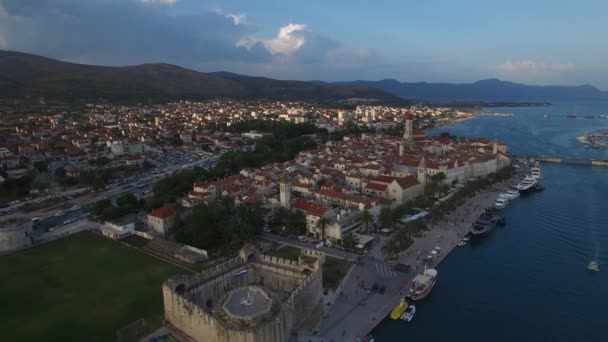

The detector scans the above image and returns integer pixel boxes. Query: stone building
[162,244,324,342]
[147,205,176,236]
[0,218,33,254]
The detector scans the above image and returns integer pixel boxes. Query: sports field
[0,232,189,341]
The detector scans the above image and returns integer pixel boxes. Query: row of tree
[173,200,265,256]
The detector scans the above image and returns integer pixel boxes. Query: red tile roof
[365,182,388,191]
[149,205,175,219]
[292,199,327,217]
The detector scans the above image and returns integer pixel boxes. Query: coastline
[300,168,523,341]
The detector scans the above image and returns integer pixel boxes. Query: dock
[293,174,522,341]
[519,156,608,167]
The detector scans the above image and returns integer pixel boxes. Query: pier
[518,156,608,167]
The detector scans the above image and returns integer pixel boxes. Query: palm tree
[316,217,329,241]
[360,210,373,234]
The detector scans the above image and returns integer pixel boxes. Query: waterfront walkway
[295,173,523,341]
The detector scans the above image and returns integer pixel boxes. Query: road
[260,232,360,260]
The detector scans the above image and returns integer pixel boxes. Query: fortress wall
[252,262,304,294]
[288,268,323,326]
[0,220,33,254]
[164,283,293,342]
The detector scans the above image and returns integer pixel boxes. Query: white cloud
[236,37,257,50]
[226,13,246,25]
[139,0,178,5]
[497,60,576,73]
[263,23,308,55]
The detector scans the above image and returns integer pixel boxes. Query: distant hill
[321,78,608,102]
[0,50,405,104]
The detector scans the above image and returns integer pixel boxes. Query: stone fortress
[162,244,324,342]
[0,217,33,254]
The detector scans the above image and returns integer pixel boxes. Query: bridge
[516,156,608,167]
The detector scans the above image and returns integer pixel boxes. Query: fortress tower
[403,113,414,143]
[279,175,291,209]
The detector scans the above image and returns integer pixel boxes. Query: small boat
[504,190,520,200]
[401,304,416,322]
[531,166,541,179]
[462,237,470,242]
[69,205,81,211]
[390,298,408,320]
[588,261,600,272]
[54,210,64,217]
[457,241,467,247]
[63,218,77,225]
[494,197,509,209]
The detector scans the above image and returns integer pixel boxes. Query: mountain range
[1,50,607,104]
[0,50,404,104]
[320,78,608,102]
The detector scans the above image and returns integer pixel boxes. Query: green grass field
[0,232,189,342]
[266,245,302,261]
[323,256,352,290]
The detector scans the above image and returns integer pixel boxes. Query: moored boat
[457,241,467,247]
[531,166,541,179]
[516,176,537,193]
[390,298,408,320]
[408,268,438,301]
[494,197,508,209]
[401,304,416,322]
[588,261,600,272]
[470,211,499,237]
[505,189,520,200]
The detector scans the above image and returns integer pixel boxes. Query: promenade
[293,172,523,341]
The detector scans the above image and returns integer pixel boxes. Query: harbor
[297,164,530,341]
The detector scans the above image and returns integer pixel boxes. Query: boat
[504,189,520,200]
[462,237,470,242]
[408,268,438,301]
[533,181,545,191]
[567,114,577,118]
[588,261,600,272]
[69,205,81,211]
[516,176,537,193]
[494,197,509,209]
[531,166,541,179]
[390,298,408,320]
[457,241,467,247]
[54,210,64,217]
[470,211,499,237]
[401,304,416,322]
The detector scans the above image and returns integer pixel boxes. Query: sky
[1,0,607,89]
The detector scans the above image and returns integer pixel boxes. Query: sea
[372,102,608,342]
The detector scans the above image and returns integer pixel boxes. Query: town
[0,99,508,342]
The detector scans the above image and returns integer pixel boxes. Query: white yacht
[588,261,600,272]
[516,176,537,193]
[531,166,542,179]
[494,197,509,209]
[504,189,520,200]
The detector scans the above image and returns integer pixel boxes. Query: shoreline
[302,168,524,341]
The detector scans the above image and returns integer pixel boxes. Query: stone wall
[163,246,324,342]
[0,219,32,254]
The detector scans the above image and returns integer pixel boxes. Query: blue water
[373,102,608,342]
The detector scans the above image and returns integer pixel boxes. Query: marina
[372,102,608,342]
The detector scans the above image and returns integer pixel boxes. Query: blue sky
[1,0,607,88]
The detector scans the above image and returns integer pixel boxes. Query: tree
[342,231,358,250]
[33,160,48,172]
[382,239,401,259]
[94,199,112,217]
[360,210,373,233]
[316,217,329,241]
[116,192,138,210]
